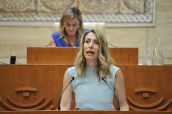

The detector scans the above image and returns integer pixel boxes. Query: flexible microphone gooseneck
[102,77,120,110]
[57,77,75,110]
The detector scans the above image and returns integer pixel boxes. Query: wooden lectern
[0,64,171,111]
[27,47,138,65]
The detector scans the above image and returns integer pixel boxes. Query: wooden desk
[0,110,171,114]
[27,47,138,65]
[0,65,171,111]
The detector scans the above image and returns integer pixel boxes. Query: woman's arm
[60,70,73,110]
[115,69,129,111]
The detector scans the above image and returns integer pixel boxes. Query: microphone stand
[102,77,120,110]
[44,42,55,47]
[57,77,74,110]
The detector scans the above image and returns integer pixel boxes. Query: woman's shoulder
[110,65,119,70]
[110,65,120,75]
[67,66,76,71]
[67,66,77,78]
[52,32,61,39]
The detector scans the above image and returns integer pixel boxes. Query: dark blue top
[52,29,90,47]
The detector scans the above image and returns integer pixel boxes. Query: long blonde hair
[60,7,84,39]
[74,29,113,78]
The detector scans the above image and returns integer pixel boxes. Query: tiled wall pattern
[0,0,155,26]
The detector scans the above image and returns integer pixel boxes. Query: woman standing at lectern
[60,29,129,111]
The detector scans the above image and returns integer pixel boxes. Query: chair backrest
[53,22,106,35]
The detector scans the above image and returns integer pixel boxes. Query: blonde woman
[51,7,89,47]
[60,30,129,110]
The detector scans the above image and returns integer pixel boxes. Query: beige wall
[106,0,172,64]
[0,0,172,64]
[0,26,53,64]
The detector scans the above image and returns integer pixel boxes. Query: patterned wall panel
[0,0,155,27]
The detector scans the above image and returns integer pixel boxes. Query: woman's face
[64,17,80,36]
[84,32,100,61]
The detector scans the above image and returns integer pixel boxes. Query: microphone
[10,53,16,64]
[102,77,120,110]
[57,77,75,110]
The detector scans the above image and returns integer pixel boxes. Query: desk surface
[0,110,171,114]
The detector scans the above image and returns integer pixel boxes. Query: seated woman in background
[60,29,129,111]
[50,7,89,47]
